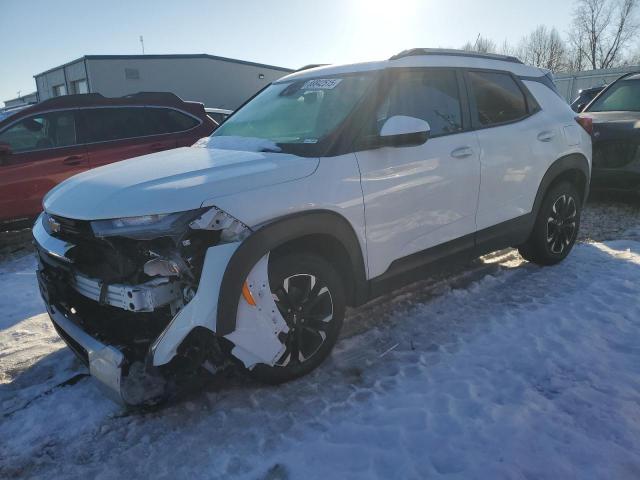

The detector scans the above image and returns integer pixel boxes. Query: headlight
[91,209,205,240]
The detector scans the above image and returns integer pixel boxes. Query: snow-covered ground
[2,204,640,479]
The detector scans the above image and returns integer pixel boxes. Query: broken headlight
[91,209,206,240]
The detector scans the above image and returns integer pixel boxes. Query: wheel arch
[216,210,368,336]
[533,153,590,219]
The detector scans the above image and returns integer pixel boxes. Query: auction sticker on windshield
[302,79,343,89]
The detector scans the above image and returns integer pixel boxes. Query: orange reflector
[242,281,256,306]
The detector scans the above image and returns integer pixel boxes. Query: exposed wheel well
[546,168,588,203]
[271,234,357,306]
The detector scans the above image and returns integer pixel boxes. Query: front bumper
[47,302,126,403]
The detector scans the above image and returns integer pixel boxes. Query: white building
[31,54,293,109]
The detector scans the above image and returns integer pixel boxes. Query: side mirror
[0,142,11,165]
[379,116,431,147]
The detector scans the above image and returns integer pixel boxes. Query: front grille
[48,214,94,242]
[52,320,89,366]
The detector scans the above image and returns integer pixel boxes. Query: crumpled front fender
[150,243,288,369]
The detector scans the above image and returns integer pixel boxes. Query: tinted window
[80,107,199,143]
[80,108,150,142]
[588,79,640,112]
[468,71,527,126]
[0,111,77,153]
[377,69,463,136]
[145,108,199,133]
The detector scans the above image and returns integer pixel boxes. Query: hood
[44,146,319,220]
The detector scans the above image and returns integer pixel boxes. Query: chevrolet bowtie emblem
[47,216,61,233]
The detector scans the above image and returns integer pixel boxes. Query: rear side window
[0,110,77,153]
[80,108,150,142]
[144,108,200,133]
[467,71,528,126]
[80,107,200,143]
[377,69,463,136]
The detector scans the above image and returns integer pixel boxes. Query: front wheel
[518,181,582,265]
[249,253,345,384]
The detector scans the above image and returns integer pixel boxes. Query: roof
[34,54,294,78]
[0,92,207,128]
[280,49,544,83]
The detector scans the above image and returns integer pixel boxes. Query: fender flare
[532,153,590,219]
[216,210,368,336]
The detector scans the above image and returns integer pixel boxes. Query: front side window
[468,71,527,126]
[0,111,77,153]
[211,74,376,152]
[376,69,463,137]
[587,79,640,112]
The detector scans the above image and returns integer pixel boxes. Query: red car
[0,92,216,227]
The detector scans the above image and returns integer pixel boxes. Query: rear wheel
[518,181,581,265]
[250,253,345,384]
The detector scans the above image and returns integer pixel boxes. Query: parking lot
[2,193,639,479]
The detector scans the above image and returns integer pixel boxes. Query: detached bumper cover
[47,304,126,403]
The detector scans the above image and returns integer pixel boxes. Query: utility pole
[140,35,145,55]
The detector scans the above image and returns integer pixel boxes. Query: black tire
[518,181,581,266]
[249,253,345,384]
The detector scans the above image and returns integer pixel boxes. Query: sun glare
[346,0,421,61]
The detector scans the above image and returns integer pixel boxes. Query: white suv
[34,49,592,404]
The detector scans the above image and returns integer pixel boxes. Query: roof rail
[295,64,330,72]
[390,48,523,65]
[36,91,188,109]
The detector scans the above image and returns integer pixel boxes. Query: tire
[249,253,345,384]
[518,181,581,266]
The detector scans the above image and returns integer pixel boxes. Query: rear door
[0,110,88,222]
[355,68,481,278]
[465,70,553,231]
[79,107,179,169]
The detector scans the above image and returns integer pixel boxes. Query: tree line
[462,0,639,72]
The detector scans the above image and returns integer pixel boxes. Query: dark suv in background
[0,92,216,228]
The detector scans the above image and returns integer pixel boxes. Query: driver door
[354,68,481,278]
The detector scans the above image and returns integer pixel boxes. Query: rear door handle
[537,131,555,142]
[62,155,86,166]
[450,146,474,159]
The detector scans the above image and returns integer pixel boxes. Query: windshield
[588,79,640,112]
[209,74,376,152]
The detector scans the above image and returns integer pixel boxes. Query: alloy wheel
[272,274,334,367]
[546,194,577,255]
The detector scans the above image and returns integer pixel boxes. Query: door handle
[450,146,474,159]
[537,131,555,142]
[62,155,85,166]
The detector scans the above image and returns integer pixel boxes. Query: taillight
[576,115,593,135]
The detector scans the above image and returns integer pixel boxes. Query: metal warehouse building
[33,54,293,109]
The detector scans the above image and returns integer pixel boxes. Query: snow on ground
[2,207,640,479]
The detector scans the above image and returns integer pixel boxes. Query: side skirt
[367,213,533,299]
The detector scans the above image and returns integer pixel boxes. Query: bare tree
[569,0,639,70]
[462,34,497,54]
[519,26,567,71]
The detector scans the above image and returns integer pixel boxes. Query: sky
[0,0,575,103]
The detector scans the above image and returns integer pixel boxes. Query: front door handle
[62,155,86,166]
[537,131,555,142]
[450,146,474,159]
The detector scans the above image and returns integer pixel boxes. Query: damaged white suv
[34,49,592,405]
